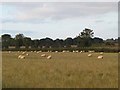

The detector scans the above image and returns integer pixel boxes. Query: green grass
[2,51,118,88]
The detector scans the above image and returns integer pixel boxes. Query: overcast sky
[0,2,118,40]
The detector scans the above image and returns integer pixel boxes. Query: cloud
[1,0,119,3]
[1,2,118,40]
[2,2,118,23]
[95,20,104,23]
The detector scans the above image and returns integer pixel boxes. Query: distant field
[2,51,118,88]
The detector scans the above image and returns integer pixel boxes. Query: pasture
[2,51,118,88]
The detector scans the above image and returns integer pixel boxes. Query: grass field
[2,51,118,88]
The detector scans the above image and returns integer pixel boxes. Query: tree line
[1,28,118,51]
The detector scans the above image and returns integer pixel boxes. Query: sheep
[73,50,75,53]
[100,52,103,55]
[37,51,42,53]
[76,50,79,53]
[66,50,70,53]
[41,54,46,57]
[80,51,83,53]
[20,55,25,59]
[47,55,52,59]
[18,55,25,59]
[62,50,65,52]
[55,51,58,53]
[18,55,22,59]
[88,54,92,57]
[8,51,11,53]
[34,51,37,52]
[88,50,95,53]
[26,53,29,56]
[37,51,40,53]
[98,55,103,59]
[22,52,26,55]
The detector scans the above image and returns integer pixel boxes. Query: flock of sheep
[15,50,104,60]
[87,51,103,59]
[17,51,52,60]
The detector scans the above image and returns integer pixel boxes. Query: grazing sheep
[18,55,22,59]
[100,52,103,55]
[26,53,29,56]
[20,55,25,59]
[37,51,42,53]
[8,51,11,53]
[88,54,92,57]
[47,55,52,59]
[98,55,103,59]
[37,51,40,53]
[66,50,70,52]
[88,50,95,53]
[22,52,26,55]
[73,50,75,53]
[55,51,58,53]
[80,51,83,53]
[62,50,66,53]
[34,51,37,52]
[41,54,46,57]
[18,55,25,59]
[76,50,79,53]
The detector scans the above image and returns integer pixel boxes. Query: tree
[78,28,94,47]
[54,39,64,48]
[39,38,53,48]
[32,39,39,48]
[15,34,24,48]
[93,37,103,44]
[64,38,73,47]
[73,36,81,47]
[23,37,31,49]
[80,28,94,38]
[2,34,12,49]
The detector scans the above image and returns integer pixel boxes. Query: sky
[0,2,118,40]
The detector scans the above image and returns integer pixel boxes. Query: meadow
[2,51,118,88]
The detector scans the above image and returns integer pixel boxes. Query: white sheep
[37,51,42,53]
[47,55,52,59]
[55,51,58,53]
[75,50,79,53]
[22,52,26,55]
[37,51,40,53]
[26,53,29,56]
[20,55,25,59]
[80,51,83,53]
[8,51,11,53]
[18,55,25,59]
[62,50,65,52]
[18,55,22,59]
[88,50,95,53]
[88,54,92,57]
[41,54,46,57]
[98,55,103,59]
[100,52,103,55]
[34,51,37,52]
